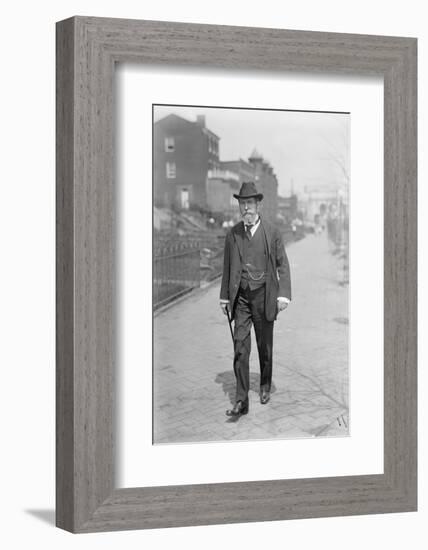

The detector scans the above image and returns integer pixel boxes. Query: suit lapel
[233,222,245,259]
[260,217,272,258]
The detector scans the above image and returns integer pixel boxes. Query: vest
[240,223,268,290]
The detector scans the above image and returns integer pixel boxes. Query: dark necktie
[245,223,254,239]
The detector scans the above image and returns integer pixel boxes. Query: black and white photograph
[153,104,350,444]
[3,0,421,544]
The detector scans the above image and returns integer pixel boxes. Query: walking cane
[225,306,234,344]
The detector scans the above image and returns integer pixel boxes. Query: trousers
[233,284,274,404]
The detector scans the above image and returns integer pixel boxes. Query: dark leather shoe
[226,401,248,416]
[260,390,270,404]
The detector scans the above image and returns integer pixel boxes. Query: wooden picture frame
[56,16,417,533]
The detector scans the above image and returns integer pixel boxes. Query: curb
[154,274,222,317]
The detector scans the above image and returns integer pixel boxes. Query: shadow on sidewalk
[214,371,277,404]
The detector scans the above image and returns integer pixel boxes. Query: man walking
[220,181,291,416]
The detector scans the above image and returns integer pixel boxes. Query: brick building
[206,170,240,217]
[154,114,220,210]
[220,158,255,185]
[220,153,279,221]
[154,114,279,222]
[247,149,278,221]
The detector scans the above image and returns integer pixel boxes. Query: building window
[164,137,175,152]
[166,161,176,179]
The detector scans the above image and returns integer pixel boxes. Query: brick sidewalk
[153,232,349,444]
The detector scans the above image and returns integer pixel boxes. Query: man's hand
[277,298,289,313]
[220,301,230,315]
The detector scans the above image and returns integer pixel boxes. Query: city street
[153,232,349,444]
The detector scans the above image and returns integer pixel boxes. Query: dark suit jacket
[220,218,291,322]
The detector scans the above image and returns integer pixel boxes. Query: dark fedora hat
[233,181,263,201]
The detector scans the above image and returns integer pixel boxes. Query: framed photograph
[150,103,351,446]
[56,17,417,532]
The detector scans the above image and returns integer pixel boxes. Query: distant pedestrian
[219,182,292,416]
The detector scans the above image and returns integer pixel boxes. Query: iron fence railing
[153,246,201,309]
[154,233,223,254]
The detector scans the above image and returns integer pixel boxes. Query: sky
[154,105,350,197]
